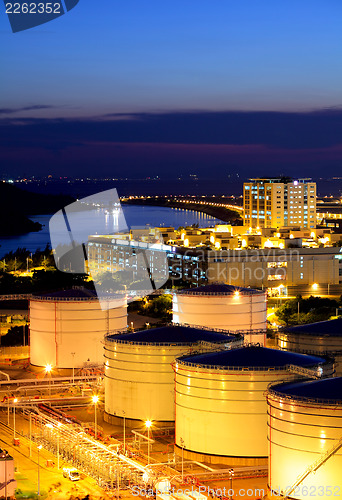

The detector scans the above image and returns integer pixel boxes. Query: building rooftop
[269,377,342,404]
[177,346,326,369]
[284,318,342,337]
[106,325,238,345]
[176,284,264,296]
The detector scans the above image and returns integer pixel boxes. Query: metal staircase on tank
[284,435,342,499]
[286,364,323,379]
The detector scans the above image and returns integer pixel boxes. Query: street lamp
[145,420,152,464]
[180,437,185,482]
[13,398,18,440]
[37,444,42,497]
[229,469,234,500]
[92,395,99,439]
[45,364,52,396]
[123,410,126,451]
[71,352,75,384]
[57,422,61,469]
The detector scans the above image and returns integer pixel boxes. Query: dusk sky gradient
[1,0,342,180]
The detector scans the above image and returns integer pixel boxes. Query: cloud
[1,109,342,149]
[0,109,342,178]
[0,105,56,115]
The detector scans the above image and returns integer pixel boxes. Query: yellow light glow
[210,235,215,244]
[92,395,99,404]
[241,239,247,248]
[215,241,221,249]
[234,290,240,298]
[184,238,189,247]
[289,234,294,239]
[13,398,18,404]
[38,445,42,450]
[145,419,152,428]
[45,364,52,373]
[310,232,316,238]
[276,233,280,238]
[312,283,319,290]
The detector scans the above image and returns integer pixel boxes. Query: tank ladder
[284,435,342,498]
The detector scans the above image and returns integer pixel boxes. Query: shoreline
[122,198,243,225]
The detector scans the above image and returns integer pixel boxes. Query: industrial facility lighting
[45,364,52,373]
[145,420,153,464]
[92,395,100,440]
[312,283,319,290]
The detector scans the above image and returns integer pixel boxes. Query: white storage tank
[173,346,333,465]
[277,318,342,375]
[104,325,243,424]
[267,377,342,500]
[173,284,267,345]
[30,288,127,369]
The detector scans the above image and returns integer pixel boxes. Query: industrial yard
[0,284,341,499]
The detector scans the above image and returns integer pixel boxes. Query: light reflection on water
[0,205,224,258]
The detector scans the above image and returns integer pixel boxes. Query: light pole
[29,413,32,457]
[13,398,18,440]
[57,422,61,469]
[92,395,99,439]
[180,437,185,482]
[145,420,152,464]
[229,469,234,500]
[71,352,75,384]
[37,444,42,497]
[45,364,52,396]
[123,411,126,451]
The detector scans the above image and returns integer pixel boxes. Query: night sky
[1,0,342,180]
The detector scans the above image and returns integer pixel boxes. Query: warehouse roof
[284,318,342,337]
[269,377,342,403]
[107,325,238,345]
[177,346,326,369]
[176,284,264,296]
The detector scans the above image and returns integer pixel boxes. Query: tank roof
[32,288,126,302]
[176,284,264,296]
[106,325,238,345]
[269,377,342,404]
[284,318,342,337]
[32,288,98,300]
[177,346,326,369]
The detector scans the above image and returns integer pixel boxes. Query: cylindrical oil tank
[173,346,333,465]
[173,284,267,345]
[104,325,243,423]
[30,288,127,369]
[267,377,342,500]
[277,318,342,375]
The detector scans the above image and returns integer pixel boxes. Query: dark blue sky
[1,0,342,179]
